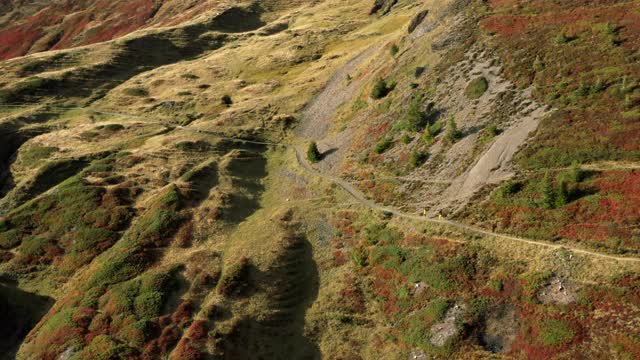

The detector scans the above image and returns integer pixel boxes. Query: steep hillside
[0,0,299,60]
[0,0,639,359]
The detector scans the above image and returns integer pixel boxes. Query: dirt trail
[21,106,639,263]
[292,147,640,263]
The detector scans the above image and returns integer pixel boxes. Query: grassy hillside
[0,0,638,359]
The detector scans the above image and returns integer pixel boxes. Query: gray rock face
[430,303,466,347]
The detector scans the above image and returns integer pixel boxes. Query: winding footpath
[292,147,640,263]
[3,107,638,263]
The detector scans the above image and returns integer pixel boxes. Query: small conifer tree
[307,141,321,163]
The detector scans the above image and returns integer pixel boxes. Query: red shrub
[186,320,208,340]
[171,339,203,360]
[158,325,181,354]
[171,300,194,328]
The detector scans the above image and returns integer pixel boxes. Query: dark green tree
[371,78,391,99]
[406,95,426,131]
[409,151,427,169]
[390,44,399,56]
[445,116,461,144]
[555,180,569,208]
[541,170,555,209]
[307,141,321,163]
[221,94,233,106]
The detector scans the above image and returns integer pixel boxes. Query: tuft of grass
[181,73,199,80]
[465,77,488,100]
[352,98,368,111]
[374,138,393,154]
[484,124,500,138]
[554,32,577,44]
[487,279,503,292]
[0,229,19,249]
[96,124,125,132]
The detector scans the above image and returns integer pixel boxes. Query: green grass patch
[20,146,57,167]
[539,319,575,347]
[465,77,488,100]
[374,138,393,154]
[364,223,403,245]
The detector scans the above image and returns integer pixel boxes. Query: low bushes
[539,319,575,347]
[365,223,403,245]
[175,141,210,152]
[371,78,394,99]
[375,138,393,154]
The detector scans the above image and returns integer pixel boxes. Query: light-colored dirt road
[292,147,640,263]
[15,105,638,263]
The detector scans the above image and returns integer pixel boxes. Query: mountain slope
[0,0,639,359]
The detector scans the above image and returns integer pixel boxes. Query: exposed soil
[296,43,384,141]
[537,277,580,305]
[400,43,553,216]
[430,302,465,347]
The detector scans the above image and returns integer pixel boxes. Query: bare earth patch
[430,303,466,347]
[537,277,580,305]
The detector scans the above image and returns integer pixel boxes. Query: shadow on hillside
[0,280,54,360]
[219,233,321,360]
[224,146,268,224]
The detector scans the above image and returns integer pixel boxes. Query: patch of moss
[539,319,575,347]
[465,77,488,99]
[20,146,57,167]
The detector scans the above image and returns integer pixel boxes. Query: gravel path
[34,107,640,263]
[292,147,640,263]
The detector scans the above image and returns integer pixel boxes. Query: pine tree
[555,180,569,208]
[307,141,321,163]
[445,116,461,144]
[541,170,555,209]
[569,161,583,183]
[406,95,426,131]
